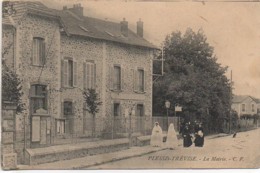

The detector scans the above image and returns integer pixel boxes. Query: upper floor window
[134,68,146,93]
[32,37,45,66]
[241,104,246,112]
[137,69,144,92]
[252,104,255,112]
[30,84,47,114]
[62,58,77,88]
[84,62,96,89]
[114,66,121,90]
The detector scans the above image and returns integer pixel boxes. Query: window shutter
[120,66,124,91]
[72,101,76,114]
[83,62,86,89]
[94,63,96,89]
[90,64,94,89]
[61,101,64,118]
[61,60,64,88]
[109,66,114,90]
[32,39,36,65]
[144,70,147,92]
[35,39,39,65]
[73,61,77,87]
[134,69,138,92]
[111,102,114,117]
[64,60,69,87]
[42,40,46,65]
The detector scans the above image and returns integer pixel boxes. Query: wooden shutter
[90,63,94,89]
[109,66,114,90]
[61,60,64,88]
[83,62,86,89]
[73,61,77,87]
[86,63,90,89]
[42,40,46,65]
[111,102,114,117]
[120,66,124,91]
[64,60,68,87]
[134,69,138,92]
[61,101,64,118]
[32,39,36,65]
[94,63,96,89]
[144,70,147,92]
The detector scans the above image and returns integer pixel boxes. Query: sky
[44,0,260,98]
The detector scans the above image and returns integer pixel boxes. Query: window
[62,58,77,87]
[137,69,144,92]
[32,37,45,66]
[114,103,120,116]
[136,104,144,117]
[242,104,246,112]
[114,66,121,90]
[134,68,146,92]
[252,104,255,112]
[64,101,73,115]
[30,84,47,114]
[84,62,95,89]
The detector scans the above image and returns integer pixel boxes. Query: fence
[50,116,180,145]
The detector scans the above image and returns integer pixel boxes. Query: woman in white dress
[166,123,178,149]
[151,122,163,147]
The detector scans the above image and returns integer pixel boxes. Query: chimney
[137,18,143,37]
[120,18,128,37]
[67,3,83,17]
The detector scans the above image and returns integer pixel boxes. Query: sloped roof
[232,95,259,103]
[3,1,157,49]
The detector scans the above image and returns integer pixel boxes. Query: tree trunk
[92,114,96,138]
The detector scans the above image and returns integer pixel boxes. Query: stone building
[232,95,259,117]
[2,0,157,153]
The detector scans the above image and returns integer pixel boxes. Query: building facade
[2,1,157,149]
[232,95,259,117]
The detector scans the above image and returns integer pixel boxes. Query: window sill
[62,86,75,89]
[31,65,44,67]
[134,91,146,94]
[32,113,50,117]
[111,89,123,93]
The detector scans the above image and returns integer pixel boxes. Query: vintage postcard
[1,0,260,170]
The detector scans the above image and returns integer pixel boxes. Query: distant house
[231,95,259,117]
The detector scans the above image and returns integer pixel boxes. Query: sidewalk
[18,146,167,170]
[17,132,231,170]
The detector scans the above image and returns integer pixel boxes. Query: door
[136,104,144,133]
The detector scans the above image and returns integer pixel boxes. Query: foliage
[83,88,102,116]
[2,64,24,113]
[153,28,232,133]
[83,88,102,137]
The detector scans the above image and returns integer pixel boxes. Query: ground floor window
[30,84,47,114]
[114,103,120,116]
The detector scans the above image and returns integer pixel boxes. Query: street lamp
[165,100,171,130]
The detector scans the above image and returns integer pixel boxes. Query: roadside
[17,129,243,170]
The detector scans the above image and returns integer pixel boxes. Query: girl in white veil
[151,122,163,147]
[166,123,178,149]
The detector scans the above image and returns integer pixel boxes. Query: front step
[24,138,130,165]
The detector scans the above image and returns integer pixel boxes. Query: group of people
[150,121,204,149]
[180,121,204,147]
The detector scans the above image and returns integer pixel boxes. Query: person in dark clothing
[182,123,192,147]
[194,123,204,147]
